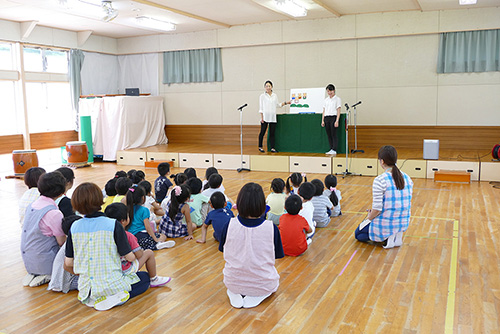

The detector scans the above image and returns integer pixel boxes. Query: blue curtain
[163,48,223,84]
[68,49,85,129]
[437,29,500,73]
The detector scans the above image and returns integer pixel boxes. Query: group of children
[18,162,342,310]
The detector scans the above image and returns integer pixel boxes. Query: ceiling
[0,0,499,39]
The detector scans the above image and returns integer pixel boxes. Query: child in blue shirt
[196,192,234,243]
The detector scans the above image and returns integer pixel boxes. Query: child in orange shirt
[278,195,312,256]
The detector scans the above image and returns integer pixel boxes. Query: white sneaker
[326,149,337,156]
[94,291,130,311]
[29,274,51,287]
[22,274,36,287]
[157,240,175,249]
[83,296,98,308]
[150,276,171,287]
[242,293,272,308]
[307,238,313,245]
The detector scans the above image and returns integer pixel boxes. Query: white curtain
[81,52,159,96]
[118,53,158,96]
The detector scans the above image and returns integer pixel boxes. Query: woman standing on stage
[258,80,291,153]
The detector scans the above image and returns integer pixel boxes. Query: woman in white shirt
[258,80,290,153]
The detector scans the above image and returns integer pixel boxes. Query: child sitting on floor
[113,177,133,203]
[105,203,171,287]
[101,178,118,212]
[310,179,334,228]
[138,180,165,231]
[196,191,234,243]
[55,167,75,217]
[324,174,342,217]
[185,177,209,228]
[155,162,172,203]
[126,185,175,250]
[159,185,197,240]
[18,167,46,226]
[278,195,311,256]
[286,172,307,195]
[266,178,286,225]
[218,182,284,309]
[298,182,316,245]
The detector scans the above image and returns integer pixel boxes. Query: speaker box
[423,139,439,160]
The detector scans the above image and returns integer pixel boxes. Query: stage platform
[117,144,500,182]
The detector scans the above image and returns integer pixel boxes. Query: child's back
[266,178,286,225]
[155,163,172,203]
[310,179,333,227]
[185,178,209,227]
[278,194,310,256]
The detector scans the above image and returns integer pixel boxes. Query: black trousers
[324,115,338,151]
[258,122,276,149]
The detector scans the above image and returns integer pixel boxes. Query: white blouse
[259,92,284,123]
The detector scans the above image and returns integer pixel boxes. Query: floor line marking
[343,210,455,221]
[322,227,453,240]
[339,250,357,276]
[445,219,459,334]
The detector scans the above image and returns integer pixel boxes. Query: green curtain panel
[163,48,223,84]
[69,49,85,129]
[437,29,500,73]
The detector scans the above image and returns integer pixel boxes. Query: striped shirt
[311,194,333,225]
[369,170,413,242]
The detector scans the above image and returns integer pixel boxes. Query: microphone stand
[340,105,360,178]
[351,103,364,153]
[237,104,250,173]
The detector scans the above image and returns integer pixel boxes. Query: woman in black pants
[258,80,290,153]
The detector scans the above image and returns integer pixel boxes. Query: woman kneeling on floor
[355,145,413,249]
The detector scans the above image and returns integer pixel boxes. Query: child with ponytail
[324,174,342,217]
[285,172,307,195]
[126,185,175,251]
[355,145,413,249]
[159,185,197,240]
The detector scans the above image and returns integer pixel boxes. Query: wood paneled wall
[165,125,263,147]
[350,126,500,150]
[165,125,499,151]
[0,131,78,154]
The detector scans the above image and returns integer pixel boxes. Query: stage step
[434,170,471,183]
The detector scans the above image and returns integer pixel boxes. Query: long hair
[378,145,404,190]
[324,174,339,206]
[125,184,145,225]
[286,172,306,194]
[168,185,191,220]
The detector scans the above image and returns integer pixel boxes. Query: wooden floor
[2,159,500,333]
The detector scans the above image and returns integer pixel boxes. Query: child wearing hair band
[324,174,342,217]
[126,185,175,251]
[159,185,196,240]
[285,172,307,195]
[160,173,188,212]
[266,178,286,225]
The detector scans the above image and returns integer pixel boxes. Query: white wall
[129,7,500,126]
[2,7,499,126]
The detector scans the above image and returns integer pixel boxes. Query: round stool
[66,141,89,166]
[12,150,39,176]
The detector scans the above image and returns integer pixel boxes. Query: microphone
[344,103,349,110]
[352,101,362,107]
[237,103,247,110]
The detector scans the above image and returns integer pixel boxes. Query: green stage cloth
[268,113,346,153]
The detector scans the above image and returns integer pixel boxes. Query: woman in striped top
[355,145,413,249]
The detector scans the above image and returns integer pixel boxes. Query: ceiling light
[274,0,307,17]
[135,16,176,32]
[101,1,118,22]
[459,0,477,4]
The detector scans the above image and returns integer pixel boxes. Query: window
[0,43,13,70]
[0,81,21,135]
[26,82,73,133]
[24,47,68,73]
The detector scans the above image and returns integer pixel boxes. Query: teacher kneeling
[355,145,413,249]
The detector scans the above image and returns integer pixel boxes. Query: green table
[268,113,346,154]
